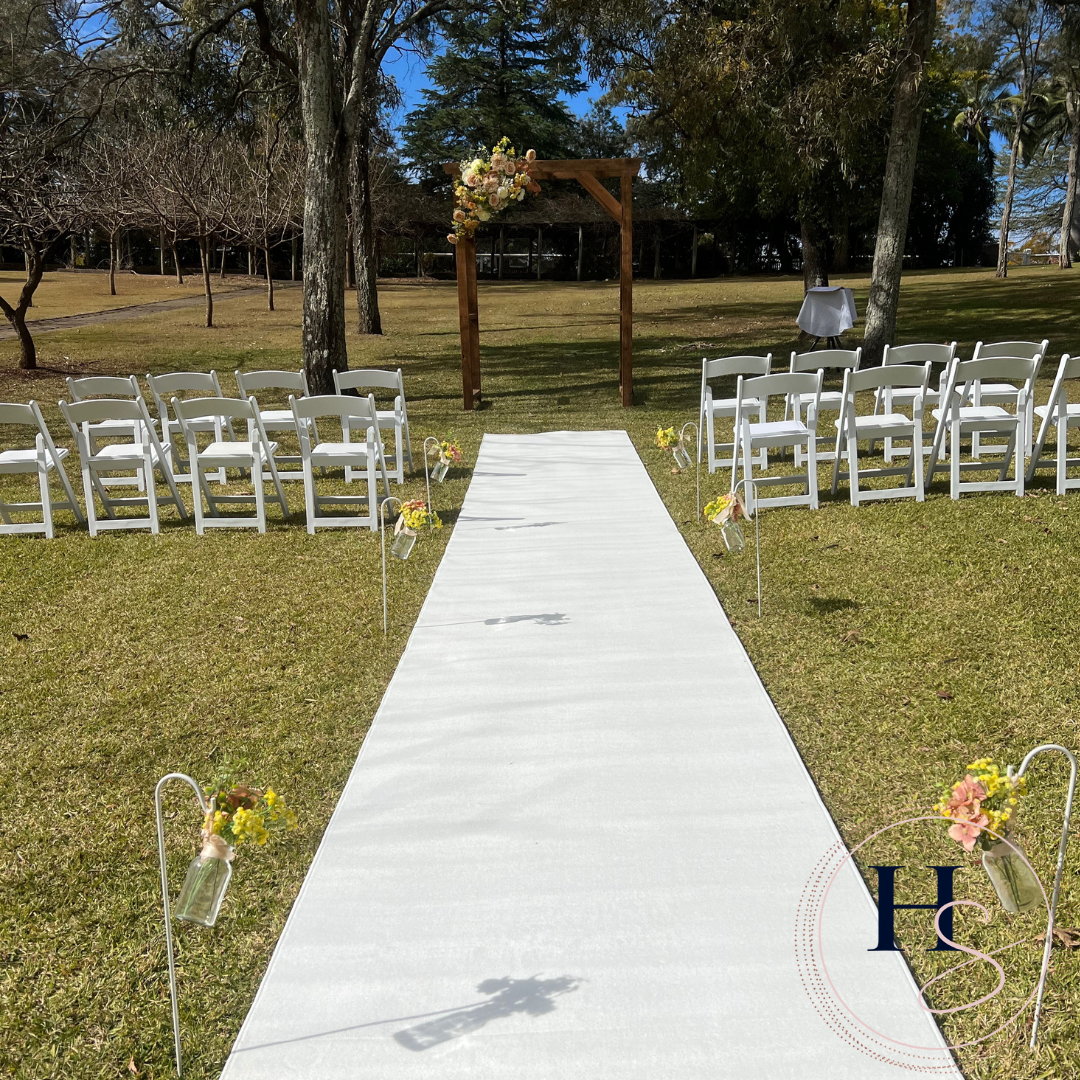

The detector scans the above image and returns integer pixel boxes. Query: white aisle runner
[221,431,961,1080]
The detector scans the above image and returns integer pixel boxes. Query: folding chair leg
[38,465,54,539]
[1012,431,1024,496]
[807,438,819,510]
[741,424,755,515]
[950,422,961,499]
[847,438,859,506]
[254,470,267,533]
[303,458,316,535]
[758,404,768,468]
[367,452,378,531]
[1058,422,1068,495]
[913,426,925,501]
[82,465,99,536]
[144,454,160,534]
[192,467,207,536]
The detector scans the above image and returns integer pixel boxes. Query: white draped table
[797,286,857,344]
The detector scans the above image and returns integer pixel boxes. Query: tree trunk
[346,218,356,287]
[537,226,543,280]
[70,234,76,271]
[862,0,935,364]
[691,225,698,277]
[199,235,214,328]
[416,234,423,279]
[171,241,183,285]
[653,232,661,278]
[800,219,829,290]
[997,124,1024,278]
[265,243,275,310]
[159,226,166,275]
[109,235,117,295]
[291,235,298,281]
[577,225,583,281]
[1061,92,1079,269]
[350,117,383,335]
[0,243,49,369]
[295,0,350,390]
[500,226,506,280]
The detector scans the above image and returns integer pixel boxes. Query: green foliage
[402,0,585,185]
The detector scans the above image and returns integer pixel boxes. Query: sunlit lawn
[1,264,1079,1079]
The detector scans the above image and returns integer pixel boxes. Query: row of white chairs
[697,341,1072,512]
[0,368,418,538]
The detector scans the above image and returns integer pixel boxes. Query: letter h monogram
[868,866,961,952]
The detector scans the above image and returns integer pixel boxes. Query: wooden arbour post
[443,158,641,410]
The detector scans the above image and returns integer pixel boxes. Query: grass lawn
[0,270,254,324]
[2,265,1079,1079]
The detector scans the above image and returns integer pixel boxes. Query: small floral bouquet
[429,438,464,482]
[656,426,679,450]
[393,498,441,560]
[935,758,1038,913]
[704,491,750,553]
[449,137,540,244]
[174,779,298,927]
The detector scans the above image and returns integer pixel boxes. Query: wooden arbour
[443,158,641,410]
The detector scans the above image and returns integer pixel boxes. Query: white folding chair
[925,356,1039,499]
[874,343,956,460]
[970,340,1048,457]
[698,355,772,472]
[0,401,84,537]
[291,394,392,533]
[59,397,186,535]
[173,396,290,534]
[831,364,931,505]
[146,371,235,484]
[733,370,823,513]
[788,348,861,462]
[332,368,413,484]
[65,375,157,490]
[1028,354,1080,493]
[234,369,314,480]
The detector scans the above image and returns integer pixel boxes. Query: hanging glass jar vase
[672,443,692,470]
[982,836,1041,914]
[392,528,417,561]
[431,458,450,483]
[174,835,234,927]
[720,519,746,553]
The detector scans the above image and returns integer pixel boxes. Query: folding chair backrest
[742,370,823,403]
[790,348,860,373]
[291,393,379,425]
[60,398,147,427]
[0,402,38,429]
[235,369,309,400]
[67,375,141,401]
[846,362,931,396]
[883,343,955,366]
[173,396,256,425]
[974,340,1049,361]
[952,356,1039,401]
[333,368,402,396]
[146,371,223,401]
[702,355,771,382]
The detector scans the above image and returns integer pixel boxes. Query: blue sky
[382,44,606,131]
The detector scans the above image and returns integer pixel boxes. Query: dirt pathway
[0,283,292,341]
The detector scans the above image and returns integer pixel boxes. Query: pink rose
[447,233,458,245]
[948,813,989,853]
[526,149,536,162]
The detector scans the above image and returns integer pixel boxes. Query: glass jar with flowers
[704,492,749,553]
[393,499,442,560]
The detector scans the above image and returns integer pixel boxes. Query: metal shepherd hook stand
[676,421,701,522]
[423,435,441,516]
[155,773,211,1078]
[1008,744,1077,1048]
[732,478,762,617]
[380,496,404,636]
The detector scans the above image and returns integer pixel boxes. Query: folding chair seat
[697,354,771,473]
[59,397,186,535]
[0,401,84,537]
[788,348,861,463]
[291,394,391,533]
[925,356,1039,499]
[66,375,158,489]
[234,369,314,480]
[873,343,956,460]
[146,370,235,484]
[969,340,1048,457]
[172,396,290,534]
[733,370,823,513]
[332,368,412,484]
[1027,354,1080,494]
[831,363,931,505]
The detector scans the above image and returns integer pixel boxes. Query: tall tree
[402,0,584,183]
[994,0,1051,277]
[862,0,936,366]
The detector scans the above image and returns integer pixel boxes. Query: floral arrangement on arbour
[448,137,541,245]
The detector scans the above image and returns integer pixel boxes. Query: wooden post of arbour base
[455,236,481,409]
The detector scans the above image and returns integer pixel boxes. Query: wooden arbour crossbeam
[443,158,641,410]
